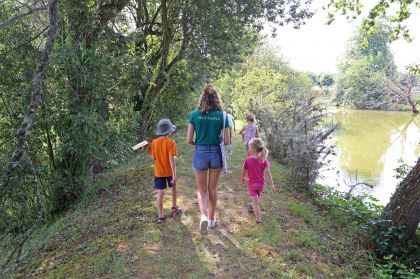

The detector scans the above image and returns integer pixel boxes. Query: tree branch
[166,5,189,72]
[1,25,49,55]
[0,0,53,30]
[0,0,58,194]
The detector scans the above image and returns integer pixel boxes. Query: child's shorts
[154,176,174,190]
[248,184,265,198]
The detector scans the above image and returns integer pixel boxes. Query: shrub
[255,96,338,190]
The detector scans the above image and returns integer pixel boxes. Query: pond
[319,109,420,205]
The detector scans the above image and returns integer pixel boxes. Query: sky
[268,0,420,73]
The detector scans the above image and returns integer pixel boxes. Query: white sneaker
[208,219,217,229]
[200,215,208,235]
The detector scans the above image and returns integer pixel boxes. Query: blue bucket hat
[156,118,176,136]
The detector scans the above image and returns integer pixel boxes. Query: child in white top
[239,113,260,156]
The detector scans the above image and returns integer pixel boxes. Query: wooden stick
[131,140,149,150]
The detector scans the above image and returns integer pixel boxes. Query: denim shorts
[154,176,173,190]
[193,145,222,170]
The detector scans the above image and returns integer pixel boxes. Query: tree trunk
[0,0,58,193]
[406,94,419,114]
[138,74,166,138]
[381,158,420,239]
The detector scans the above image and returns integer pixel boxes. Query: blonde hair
[248,138,269,161]
[246,112,256,123]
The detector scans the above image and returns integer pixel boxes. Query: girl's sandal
[171,206,182,215]
[156,215,166,224]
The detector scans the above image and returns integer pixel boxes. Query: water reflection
[320,109,420,205]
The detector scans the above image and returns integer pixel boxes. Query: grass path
[8,132,372,278]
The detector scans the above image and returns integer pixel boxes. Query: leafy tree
[216,47,289,117]
[123,0,315,136]
[0,0,316,236]
[326,0,419,41]
[339,21,396,76]
[386,70,420,114]
[309,73,334,88]
[335,58,393,110]
[327,0,420,242]
[335,22,396,109]
[321,74,334,87]
[216,47,337,189]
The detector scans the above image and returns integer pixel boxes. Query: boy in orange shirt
[148,119,181,224]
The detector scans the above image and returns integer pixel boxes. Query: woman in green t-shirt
[187,85,230,235]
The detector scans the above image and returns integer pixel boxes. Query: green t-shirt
[188,109,231,145]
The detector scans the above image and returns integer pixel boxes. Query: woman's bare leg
[208,168,221,221]
[194,170,208,217]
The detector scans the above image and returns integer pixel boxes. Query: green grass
[1,129,374,278]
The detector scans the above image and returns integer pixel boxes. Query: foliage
[310,73,334,87]
[325,0,420,41]
[216,47,338,189]
[321,74,334,87]
[256,100,338,189]
[394,159,411,180]
[335,58,393,109]
[313,184,419,277]
[339,21,396,75]
[335,22,397,110]
[313,185,382,225]
[0,0,317,234]
[215,46,289,116]
[373,255,419,279]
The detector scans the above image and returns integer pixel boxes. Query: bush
[255,96,338,190]
[313,184,419,277]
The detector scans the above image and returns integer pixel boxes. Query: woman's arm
[256,126,260,138]
[187,124,195,145]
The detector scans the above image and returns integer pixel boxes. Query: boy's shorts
[248,184,265,198]
[154,176,174,190]
[193,145,222,170]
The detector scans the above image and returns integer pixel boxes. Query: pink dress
[243,156,270,197]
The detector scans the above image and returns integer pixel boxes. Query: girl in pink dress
[241,138,275,223]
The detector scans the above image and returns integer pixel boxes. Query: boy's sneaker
[208,219,217,229]
[199,215,208,235]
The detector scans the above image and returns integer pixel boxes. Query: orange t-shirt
[149,136,177,177]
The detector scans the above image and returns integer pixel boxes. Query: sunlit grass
[1,128,373,278]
